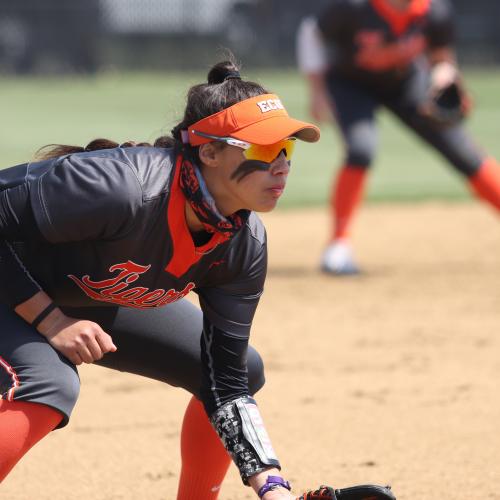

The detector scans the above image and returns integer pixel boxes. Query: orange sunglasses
[191,130,296,163]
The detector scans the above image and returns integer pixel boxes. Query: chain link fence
[0,0,499,73]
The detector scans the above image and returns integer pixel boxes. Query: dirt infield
[3,203,500,500]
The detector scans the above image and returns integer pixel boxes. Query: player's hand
[419,63,472,125]
[38,312,117,365]
[429,61,459,93]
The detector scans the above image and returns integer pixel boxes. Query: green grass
[1,69,499,207]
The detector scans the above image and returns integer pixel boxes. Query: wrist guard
[210,396,280,484]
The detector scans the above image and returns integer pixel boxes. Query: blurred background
[1,0,499,72]
[1,0,499,206]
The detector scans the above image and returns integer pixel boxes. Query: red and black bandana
[179,154,250,241]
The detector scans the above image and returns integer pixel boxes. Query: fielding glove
[297,483,396,500]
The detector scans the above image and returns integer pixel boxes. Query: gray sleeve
[197,239,267,416]
[198,241,283,483]
[0,240,41,307]
[425,0,455,48]
[29,153,144,243]
[199,235,267,335]
[0,182,43,306]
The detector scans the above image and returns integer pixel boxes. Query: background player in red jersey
[0,60,325,499]
[297,0,500,274]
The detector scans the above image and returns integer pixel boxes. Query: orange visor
[185,93,320,146]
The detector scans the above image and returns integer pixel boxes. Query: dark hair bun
[207,61,241,84]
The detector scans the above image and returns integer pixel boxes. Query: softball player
[297,0,500,274]
[0,61,321,499]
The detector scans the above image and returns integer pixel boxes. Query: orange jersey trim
[164,156,225,278]
[370,0,431,35]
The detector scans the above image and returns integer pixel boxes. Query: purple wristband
[258,475,291,498]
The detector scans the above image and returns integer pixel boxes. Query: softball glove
[419,80,471,126]
[297,483,396,500]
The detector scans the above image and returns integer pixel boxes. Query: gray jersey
[0,146,267,415]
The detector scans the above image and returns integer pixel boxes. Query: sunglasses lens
[243,139,295,163]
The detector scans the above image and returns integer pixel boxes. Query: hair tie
[224,71,241,81]
[31,303,57,330]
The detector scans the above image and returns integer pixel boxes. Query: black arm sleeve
[197,240,267,417]
[0,183,42,307]
[0,240,41,307]
[425,0,455,48]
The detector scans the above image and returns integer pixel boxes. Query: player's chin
[254,197,280,213]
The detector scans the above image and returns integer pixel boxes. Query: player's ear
[198,143,220,168]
